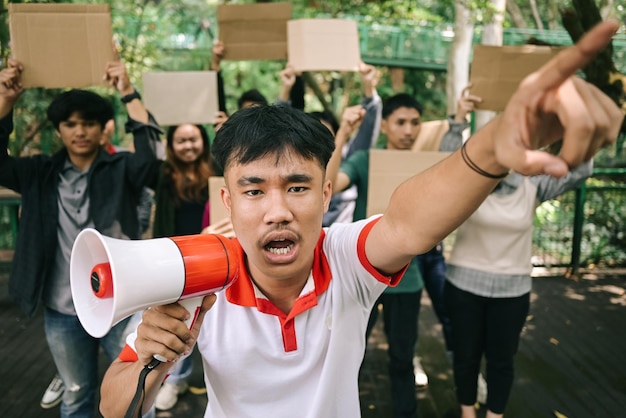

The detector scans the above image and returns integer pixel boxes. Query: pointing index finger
[530,20,619,92]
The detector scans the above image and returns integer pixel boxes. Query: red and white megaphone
[70,228,239,339]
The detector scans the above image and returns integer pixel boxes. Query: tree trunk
[506,0,527,29]
[475,0,505,130]
[598,0,615,19]
[446,2,474,116]
[562,0,625,134]
[301,72,334,114]
[529,0,544,30]
[547,0,560,30]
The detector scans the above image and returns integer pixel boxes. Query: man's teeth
[268,244,294,255]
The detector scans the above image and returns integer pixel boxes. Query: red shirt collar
[225,230,331,310]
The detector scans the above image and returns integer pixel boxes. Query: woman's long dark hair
[165,124,215,203]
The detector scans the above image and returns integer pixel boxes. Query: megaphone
[70,228,239,339]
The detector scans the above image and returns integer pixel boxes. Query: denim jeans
[44,307,129,418]
[366,290,423,418]
[417,243,453,352]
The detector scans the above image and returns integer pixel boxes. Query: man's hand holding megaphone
[134,218,237,364]
[134,293,217,366]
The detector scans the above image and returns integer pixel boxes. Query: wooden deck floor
[1,253,625,417]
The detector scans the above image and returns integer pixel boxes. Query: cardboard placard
[470,44,563,111]
[0,186,21,201]
[412,119,450,152]
[288,19,361,72]
[142,71,218,126]
[217,2,291,61]
[8,3,115,88]
[209,176,228,225]
[366,150,450,217]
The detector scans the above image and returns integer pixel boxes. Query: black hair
[307,110,340,136]
[212,104,335,174]
[237,89,268,109]
[47,89,114,130]
[382,93,423,119]
[164,124,215,202]
[165,124,210,156]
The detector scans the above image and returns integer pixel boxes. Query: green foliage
[295,0,449,24]
[0,206,14,249]
[533,178,626,268]
[1,0,624,268]
[533,193,577,266]
[469,0,505,25]
[580,179,626,266]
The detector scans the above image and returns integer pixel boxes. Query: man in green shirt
[330,93,424,418]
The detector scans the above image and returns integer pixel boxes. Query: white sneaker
[40,374,64,409]
[155,381,189,410]
[412,356,429,389]
[477,373,487,405]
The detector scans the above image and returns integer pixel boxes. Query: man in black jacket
[0,58,162,417]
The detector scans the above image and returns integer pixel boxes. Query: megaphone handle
[152,296,204,363]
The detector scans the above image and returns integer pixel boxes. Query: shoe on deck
[477,372,487,405]
[155,381,189,411]
[413,356,429,389]
[40,374,64,409]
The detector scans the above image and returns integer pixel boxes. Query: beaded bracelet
[460,140,510,179]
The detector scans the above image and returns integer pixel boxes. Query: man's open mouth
[265,239,295,255]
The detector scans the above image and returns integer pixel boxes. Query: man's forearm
[384,119,506,253]
[100,360,170,418]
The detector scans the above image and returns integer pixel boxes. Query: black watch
[120,89,141,104]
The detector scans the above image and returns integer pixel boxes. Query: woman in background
[151,123,216,410]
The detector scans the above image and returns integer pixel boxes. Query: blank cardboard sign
[9,3,115,88]
[470,44,562,111]
[288,19,361,72]
[366,150,450,217]
[217,2,291,61]
[142,71,218,126]
[209,176,228,225]
[412,119,450,152]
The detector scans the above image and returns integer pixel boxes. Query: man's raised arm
[366,20,624,275]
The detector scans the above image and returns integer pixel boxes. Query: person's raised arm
[0,59,24,120]
[211,40,227,113]
[366,19,624,275]
[104,60,149,124]
[346,62,382,155]
[439,84,482,152]
[100,295,217,417]
[360,62,378,100]
[326,105,365,194]
[278,64,297,104]
[104,55,163,188]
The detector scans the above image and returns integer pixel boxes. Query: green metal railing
[532,167,626,273]
[2,168,625,270]
[143,15,626,73]
[358,23,626,72]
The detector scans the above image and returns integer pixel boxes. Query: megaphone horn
[70,228,239,339]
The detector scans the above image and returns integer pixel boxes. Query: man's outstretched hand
[493,19,624,177]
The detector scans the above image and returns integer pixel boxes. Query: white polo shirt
[121,216,405,417]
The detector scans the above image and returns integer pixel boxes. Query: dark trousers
[417,244,453,351]
[366,290,423,418]
[444,281,529,414]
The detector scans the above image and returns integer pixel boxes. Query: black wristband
[460,140,510,179]
[120,89,141,104]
